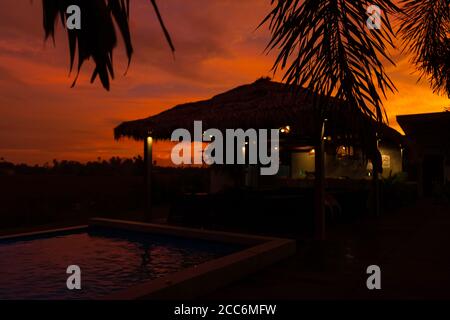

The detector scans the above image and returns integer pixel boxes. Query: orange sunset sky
[0,0,449,165]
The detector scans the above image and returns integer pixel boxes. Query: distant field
[0,168,210,231]
[0,175,144,230]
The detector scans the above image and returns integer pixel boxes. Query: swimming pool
[0,226,242,300]
[0,219,296,300]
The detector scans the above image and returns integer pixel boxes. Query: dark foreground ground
[205,199,450,300]
[1,177,449,300]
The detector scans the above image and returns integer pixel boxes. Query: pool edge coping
[0,225,88,241]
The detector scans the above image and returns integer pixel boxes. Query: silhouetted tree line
[0,157,144,176]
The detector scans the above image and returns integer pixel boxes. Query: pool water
[0,228,241,300]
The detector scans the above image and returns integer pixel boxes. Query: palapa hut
[114,78,404,215]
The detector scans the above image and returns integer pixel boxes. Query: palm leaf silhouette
[399,0,450,97]
[261,0,400,231]
[42,0,174,90]
[261,0,399,123]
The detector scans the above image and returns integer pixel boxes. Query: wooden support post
[373,139,381,216]
[417,157,424,198]
[144,136,153,221]
[373,167,381,216]
[314,120,326,240]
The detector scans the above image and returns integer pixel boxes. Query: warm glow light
[309,148,315,155]
[279,125,291,134]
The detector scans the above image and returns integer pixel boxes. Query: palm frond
[399,0,450,97]
[262,0,399,123]
[42,0,174,91]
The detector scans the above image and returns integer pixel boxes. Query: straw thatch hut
[115,78,403,169]
[114,78,404,219]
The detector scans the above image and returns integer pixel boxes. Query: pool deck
[205,199,450,300]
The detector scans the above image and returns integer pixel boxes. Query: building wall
[378,143,403,178]
[325,154,368,179]
[291,151,315,179]
[289,144,403,179]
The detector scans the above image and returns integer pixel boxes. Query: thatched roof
[115,78,402,145]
